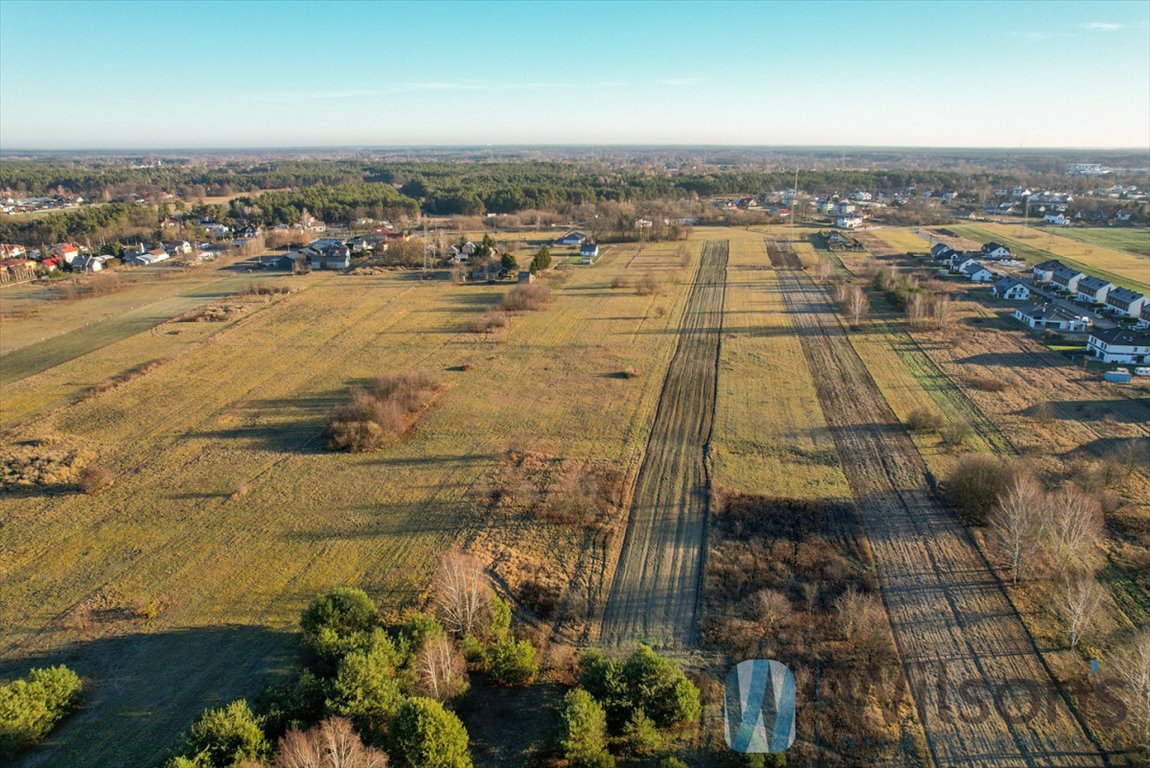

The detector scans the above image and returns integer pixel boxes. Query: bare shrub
[965,374,1007,392]
[78,465,115,494]
[501,284,552,312]
[747,589,793,632]
[1031,401,1057,424]
[945,454,1016,525]
[652,305,667,318]
[466,310,510,334]
[276,716,388,768]
[610,275,627,289]
[240,281,293,297]
[940,418,972,448]
[324,371,443,452]
[905,407,944,433]
[64,602,92,633]
[634,274,660,296]
[619,367,640,379]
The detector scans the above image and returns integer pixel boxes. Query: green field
[1049,226,1150,257]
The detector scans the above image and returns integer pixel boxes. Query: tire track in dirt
[767,240,1107,767]
[600,241,728,649]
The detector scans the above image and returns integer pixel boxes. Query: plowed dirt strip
[766,240,1106,768]
[600,241,728,649]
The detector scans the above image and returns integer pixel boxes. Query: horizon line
[3,143,1150,154]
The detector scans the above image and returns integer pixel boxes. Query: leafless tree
[1057,572,1107,650]
[816,257,834,284]
[1043,486,1102,575]
[277,717,388,768]
[1112,630,1150,748]
[844,284,869,328]
[989,474,1045,585]
[748,589,793,632]
[433,550,490,637]
[417,634,469,702]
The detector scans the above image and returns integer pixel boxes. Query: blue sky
[1,0,1148,149]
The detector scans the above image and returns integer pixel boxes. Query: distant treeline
[1,159,1021,241]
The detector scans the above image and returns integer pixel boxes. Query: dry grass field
[710,229,850,500]
[3,223,1146,766]
[0,238,701,767]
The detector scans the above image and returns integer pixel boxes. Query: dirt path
[767,239,1107,767]
[599,240,728,649]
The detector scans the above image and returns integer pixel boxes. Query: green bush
[171,699,268,768]
[326,628,408,733]
[388,697,472,768]
[561,688,615,768]
[0,665,83,758]
[299,588,379,668]
[622,709,663,756]
[578,646,700,731]
[485,638,538,687]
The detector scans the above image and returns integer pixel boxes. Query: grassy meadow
[0,239,699,767]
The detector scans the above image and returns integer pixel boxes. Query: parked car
[1135,367,1150,377]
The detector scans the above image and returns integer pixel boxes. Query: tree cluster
[559,646,701,765]
[0,665,83,759]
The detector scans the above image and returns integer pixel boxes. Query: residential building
[981,242,1011,259]
[1014,302,1089,332]
[1051,266,1086,294]
[961,261,993,282]
[1075,275,1114,305]
[991,277,1030,300]
[1032,259,1064,283]
[1104,287,1148,318]
[1087,327,1150,363]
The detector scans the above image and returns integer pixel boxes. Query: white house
[1075,275,1114,305]
[833,201,856,215]
[991,277,1030,300]
[1087,327,1150,364]
[950,253,980,273]
[1014,302,1089,332]
[127,250,170,266]
[981,242,1011,260]
[1104,287,1148,319]
[580,242,600,262]
[1043,213,1069,226]
[961,261,994,282]
[1051,265,1086,294]
[835,214,864,229]
[204,223,231,237]
[166,240,193,256]
[1032,259,1064,283]
[72,254,110,272]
